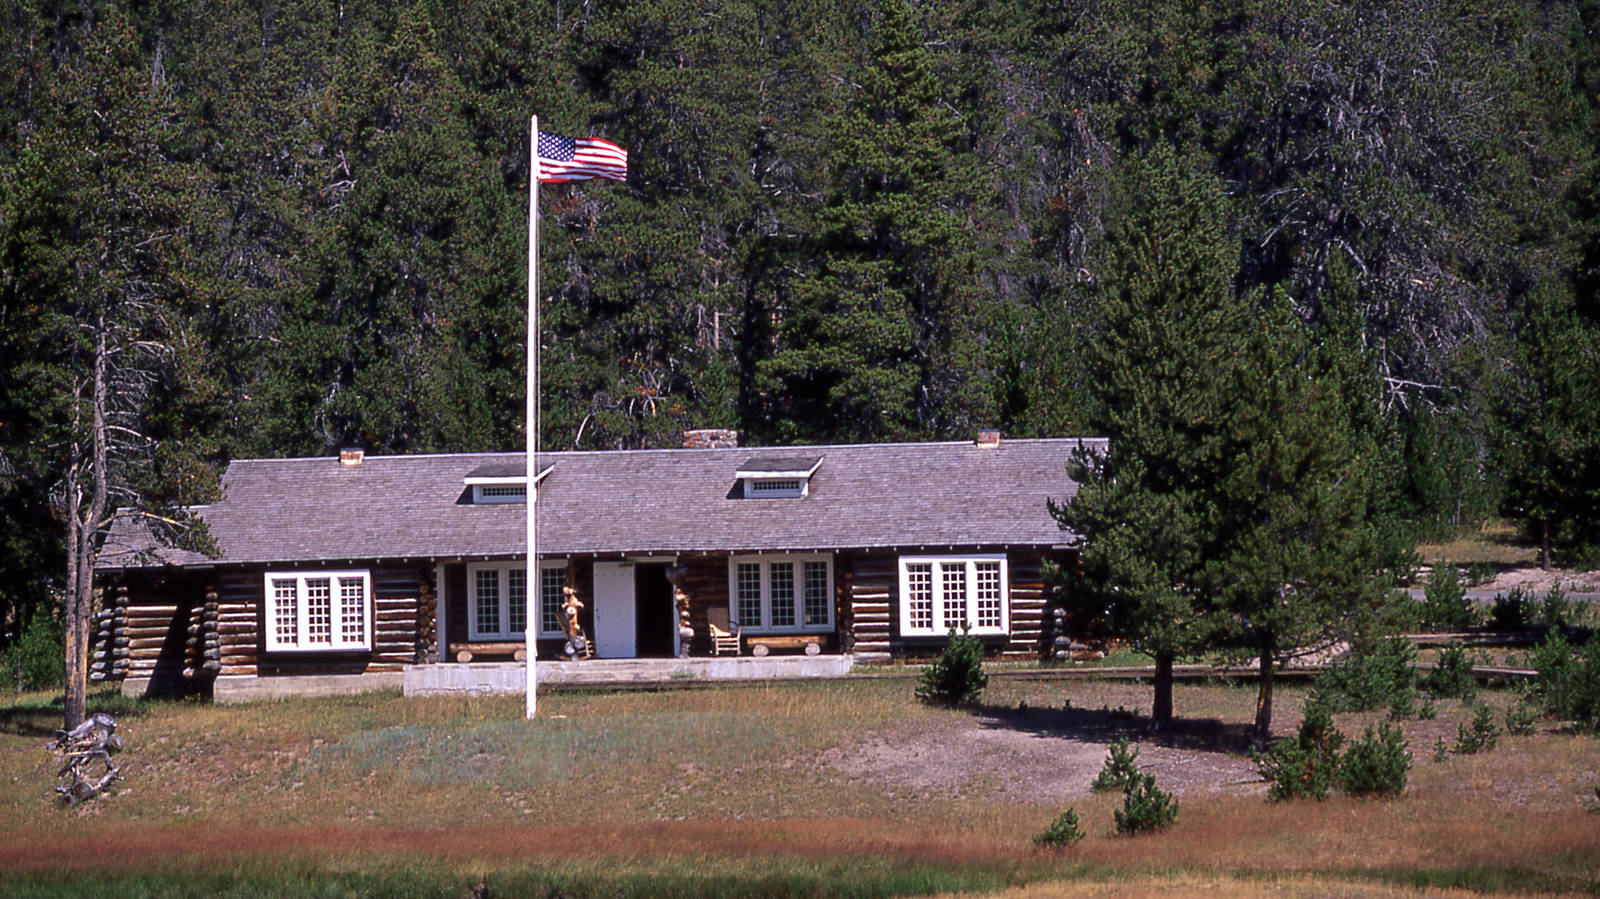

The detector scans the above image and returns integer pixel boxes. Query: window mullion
[499,568,511,638]
[760,562,771,630]
[296,578,310,646]
[964,560,976,629]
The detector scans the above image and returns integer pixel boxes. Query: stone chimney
[975,429,1002,449]
[682,428,739,449]
[339,448,365,466]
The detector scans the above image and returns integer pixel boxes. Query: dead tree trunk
[63,329,110,731]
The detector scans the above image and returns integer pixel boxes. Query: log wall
[839,549,1070,660]
[671,555,731,657]
[92,573,212,696]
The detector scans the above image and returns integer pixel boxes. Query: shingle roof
[98,438,1103,569]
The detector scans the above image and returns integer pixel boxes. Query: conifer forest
[2,0,1599,640]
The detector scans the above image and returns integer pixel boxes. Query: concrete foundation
[403,654,856,696]
[209,671,404,702]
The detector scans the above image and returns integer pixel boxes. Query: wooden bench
[744,634,828,657]
[449,641,526,663]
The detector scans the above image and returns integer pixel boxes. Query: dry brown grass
[2,676,1598,894]
[942,874,1564,898]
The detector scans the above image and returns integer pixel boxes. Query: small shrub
[1503,702,1538,736]
[1465,562,1494,588]
[1,613,64,693]
[1421,644,1477,701]
[1490,589,1532,631]
[1528,632,1600,730]
[1312,637,1417,713]
[915,627,988,706]
[1431,737,1450,762]
[1453,704,1499,754]
[1421,565,1477,631]
[1253,700,1345,801]
[1338,723,1411,796]
[1417,696,1438,720]
[1033,808,1085,848]
[1539,584,1578,631]
[1114,773,1178,835]
[1091,738,1142,793]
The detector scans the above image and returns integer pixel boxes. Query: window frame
[468,560,566,640]
[896,554,1011,637]
[726,553,834,634]
[471,484,527,504]
[743,477,807,498]
[263,570,373,652]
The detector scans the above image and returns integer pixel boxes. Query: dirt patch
[1479,566,1600,594]
[820,707,1264,805]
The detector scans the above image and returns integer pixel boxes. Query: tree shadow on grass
[968,700,1258,755]
[0,691,150,739]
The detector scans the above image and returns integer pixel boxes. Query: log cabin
[93,431,1103,700]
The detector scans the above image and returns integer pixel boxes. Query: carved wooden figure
[560,585,589,659]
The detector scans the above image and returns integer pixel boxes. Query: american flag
[536,131,628,183]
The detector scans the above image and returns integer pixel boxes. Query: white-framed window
[469,561,566,639]
[727,554,833,633]
[472,484,527,504]
[744,477,806,498]
[264,570,372,651]
[538,564,566,637]
[897,554,1010,636]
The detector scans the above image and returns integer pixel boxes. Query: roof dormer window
[463,461,552,504]
[735,455,821,499]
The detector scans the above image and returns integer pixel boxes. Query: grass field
[2,674,1598,897]
[1416,520,1538,568]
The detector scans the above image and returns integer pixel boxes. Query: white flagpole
[525,115,540,720]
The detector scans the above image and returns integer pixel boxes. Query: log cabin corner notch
[94,435,1105,700]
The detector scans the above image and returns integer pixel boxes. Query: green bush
[1090,738,1142,793]
[1421,565,1477,631]
[1528,632,1600,730]
[1538,585,1580,631]
[1313,637,1417,713]
[915,627,988,706]
[1490,588,1532,631]
[1032,808,1085,848]
[1453,704,1499,754]
[1503,701,1538,736]
[1113,773,1179,835]
[1,613,64,693]
[1252,700,1345,801]
[1465,562,1495,588]
[1338,723,1411,796]
[1421,644,1477,701]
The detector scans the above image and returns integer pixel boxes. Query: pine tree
[760,0,993,442]
[1215,289,1398,747]
[1498,283,1600,566]
[1052,147,1242,732]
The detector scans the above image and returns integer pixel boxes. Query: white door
[592,562,637,659]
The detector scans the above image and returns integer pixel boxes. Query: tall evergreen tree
[1213,290,1398,746]
[1498,283,1600,566]
[1052,147,1243,732]
[760,0,994,443]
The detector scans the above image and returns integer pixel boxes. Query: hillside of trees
[3,0,1600,642]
